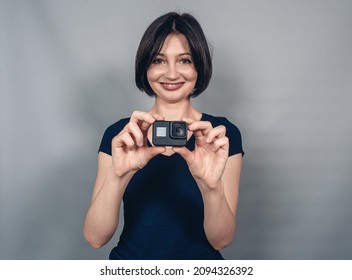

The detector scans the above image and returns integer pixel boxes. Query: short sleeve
[98,118,129,155]
[223,118,244,157]
[202,113,244,157]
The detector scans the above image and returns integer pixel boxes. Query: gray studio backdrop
[1,0,351,259]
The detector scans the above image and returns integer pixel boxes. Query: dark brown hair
[135,12,212,97]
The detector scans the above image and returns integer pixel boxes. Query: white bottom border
[1,260,351,280]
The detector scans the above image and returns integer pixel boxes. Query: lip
[160,82,184,91]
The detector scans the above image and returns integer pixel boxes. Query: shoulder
[104,118,130,137]
[202,113,241,134]
[98,117,130,155]
[202,113,244,156]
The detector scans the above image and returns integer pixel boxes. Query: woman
[83,12,243,260]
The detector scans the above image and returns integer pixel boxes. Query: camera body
[152,121,187,146]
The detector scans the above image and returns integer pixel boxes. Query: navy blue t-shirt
[98,113,244,260]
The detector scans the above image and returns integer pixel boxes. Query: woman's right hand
[111,111,166,178]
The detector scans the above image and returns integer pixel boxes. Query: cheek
[147,67,162,82]
[184,68,198,82]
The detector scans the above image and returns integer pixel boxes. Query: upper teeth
[164,83,180,87]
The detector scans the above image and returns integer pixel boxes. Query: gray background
[1,0,351,259]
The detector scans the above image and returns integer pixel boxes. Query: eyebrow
[157,52,192,57]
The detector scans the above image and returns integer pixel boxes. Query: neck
[149,98,201,121]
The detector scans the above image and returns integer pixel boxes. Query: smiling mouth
[160,82,184,90]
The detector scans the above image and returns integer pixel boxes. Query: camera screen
[156,127,167,137]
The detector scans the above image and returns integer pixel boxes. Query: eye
[152,58,164,64]
[179,58,192,64]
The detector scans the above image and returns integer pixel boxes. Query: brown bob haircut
[135,12,212,98]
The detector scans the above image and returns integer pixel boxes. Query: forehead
[159,33,191,54]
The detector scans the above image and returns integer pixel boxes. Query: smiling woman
[83,12,244,260]
[147,33,198,103]
[135,12,212,98]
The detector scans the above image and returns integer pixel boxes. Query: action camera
[152,121,187,146]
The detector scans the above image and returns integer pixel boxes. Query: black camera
[152,121,187,146]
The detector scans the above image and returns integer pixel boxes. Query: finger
[187,121,213,133]
[125,121,144,147]
[187,121,213,140]
[212,137,229,152]
[130,111,155,133]
[145,146,167,161]
[172,146,194,165]
[206,125,226,143]
[181,117,195,125]
[113,131,135,150]
[130,110,155,123]
[153,113,165,121]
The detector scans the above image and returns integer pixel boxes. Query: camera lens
[171,122,187,139]
[175,126,185,136]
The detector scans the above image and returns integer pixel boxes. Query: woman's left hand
[172,118,229,190]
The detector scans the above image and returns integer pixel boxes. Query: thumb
[172,146,194,165]
[145,146,166,161]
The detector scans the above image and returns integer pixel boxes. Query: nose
[164,63,179,80]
